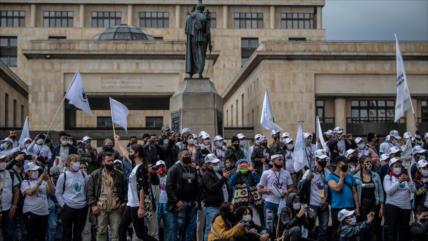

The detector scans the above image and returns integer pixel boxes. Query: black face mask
[318,161,326,168]
[128,154,135,161]
[233,144,240,149]
[182,156,192,164]
[350,157,358,163]
[105,164,114,171]
[103,146,114,152]
[340,164,349,172]
[15,161,23,167]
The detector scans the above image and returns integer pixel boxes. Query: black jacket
[202,169,226,207]
[166,162,199,212]
[87,168,126,207]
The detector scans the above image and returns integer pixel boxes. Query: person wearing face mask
[353,155,384,241]
[208,203,245,241]
[338,209,374,241]
[327,156,360,241]
[53,132,77,169]
[27,133,52,163]
[383,157,415,241]
[304,132,317,168]
[413,159,428,213]
[225,135,245,166]
[159,130,179,168]
[328,127,355,163]
[199,132,212,161]
[154,160,174,241]
[87,152,126,241]
[258,154,294,234]
[234,206,269,241]
[144,134,160,166]
[95,138,121,166]
[251,134,271,176]
[345,149,360,175]
[166,149,200,241]
[77,136,98,175]
[380,130,401,156]
[269,130,282,155]
[55,154,88,241]
[410,146,427,179]
[202,154,231,241]
[8,130,19,148]
[21,162,54,241]
[186,134,202,164]
[213,135,227,164]
[299,150,330,241]
[277,192,315,241]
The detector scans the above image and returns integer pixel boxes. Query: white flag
[260,89,282,131]
[109,97,129,132]
[316,116,328,151]
[293,122,308,172]
[18,116,30,146]
[65,71,92,115]
[394,34,414,122]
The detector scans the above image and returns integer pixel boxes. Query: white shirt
[1,170,19,211]
[383,174,415,210]
[21,180,49,216]
[127,163,142,207]
[258,168,293,204]
[55,171,87,209]
[158,175,168,204]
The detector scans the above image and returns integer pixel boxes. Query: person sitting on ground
[208,202,245,241]
[234,206,269,241]
[338,209,374,241]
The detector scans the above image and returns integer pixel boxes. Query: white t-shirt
[55,171,87,209]
[1,170,19,211]
[127,163,142,207]
[258,168,293,204]
[20,180,49,216]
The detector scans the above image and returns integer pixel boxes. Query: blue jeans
[263,201,279,233]
[203,207,219,241]
[1,209,16,241]
[158,203,176,241]
[310,205,329,241]
[176,203,198,241]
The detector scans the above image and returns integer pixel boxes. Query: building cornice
[223,41,428,101]
[0,63,28,98]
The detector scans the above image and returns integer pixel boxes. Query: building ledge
[0,63,28,97]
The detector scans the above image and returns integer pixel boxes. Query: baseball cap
[333,127,344,134]
[201,132,210,140]
[380,154,390,162]
[338,209,355,222]
[284,137,293,144]
[403,131,412,139]
[213,135,223,142]
[315,149,328,159]
[236,133,245,140]
[413,145,427,155]
[324,130,333,136]
[345,149,356,158]
[204,153,220,164]
[424,132,428,139]
[113,159,122,165]
[270,154,283,161]
[236,159,249,166]
[281,132,290,139]
[389,146,401,154]
[24,162,40,173]
[82,136,92,142]
[271,130,280,136]
[180,128,191,135]
[303,132,312,139]
[389,157,401,166]
[156,160,166,167]
[417,159,428,169]
[354,137,364,144]
[389,130,401,139]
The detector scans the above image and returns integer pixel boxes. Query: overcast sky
[323,0,428,41]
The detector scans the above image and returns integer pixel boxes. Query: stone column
[79,4,85,28]
[334,98,347,132]
[127,5,133,26]
[316,6,322,29]
[270,6,275,29]
[175,5,181,28]
[30,4,36,27]
[406,98,418,133]
[223,5,228,28]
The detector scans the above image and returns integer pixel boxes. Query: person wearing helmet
[269,130,282,155]
[251,134,270,176]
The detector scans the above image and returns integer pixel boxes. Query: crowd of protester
[0,127,428,241]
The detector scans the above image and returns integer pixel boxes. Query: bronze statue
[184,0,212,79]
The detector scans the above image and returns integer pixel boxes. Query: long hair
[213,202,236,229]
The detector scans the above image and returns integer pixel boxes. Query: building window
[13,99,17,127]
[208,11,216,28]
[231,105,234,126]
[0,36,17,67]
[316,100,325,122]
[139,12,169,28]
[421,100,428,122]
[91,11,121,28]
[241,38,258,65]
[4,94,9,127]
[241,94,245,126]
[233,12,263,29]
[48,36,66,40]
[21,104,24,126]
[145,116,163,128]
[280,12,314,29]
[43,11,73,27]
[97,116,112,128]
[350,100,395,123]
[0,11,25,27]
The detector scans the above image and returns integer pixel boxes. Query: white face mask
[214,141,223,147]
[242,214,252,222]
[36,139,44,145]
[393,167,402,175]
[187,139,195,145]
[421,169,428,177]
[292,202,301,210]
[71,162,81,171]
[357,143,365,149]
[61,140,68,146]
[213,165,220,172]
[0,162,6,170]
[31,171,39,180]
[286,144,294,150]
[203,139,211,145]
[350,216,357,225]
[240,140,246,147]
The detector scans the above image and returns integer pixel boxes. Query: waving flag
[316,116,327,151]
[394,34,414,122]
[18,116,30,146]
[65,71,92,115]
[260,89,282,131]
[109,97,129,132]
[293,122,307,172]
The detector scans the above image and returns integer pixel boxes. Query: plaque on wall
[171,111,180,133]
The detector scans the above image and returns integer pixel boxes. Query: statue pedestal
[170,78,223,137]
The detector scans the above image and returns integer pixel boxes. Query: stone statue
[184,0,212,79]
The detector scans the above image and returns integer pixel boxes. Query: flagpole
[109,97,116,137]
[43,95,67,145]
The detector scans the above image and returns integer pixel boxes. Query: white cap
[201,132,210,140]
[156,160,166,167]
[303,132,312,139]
[338,209,355,222]
[315,149,328,159]
[417,159,428,169]
[333,127,344,134]
[413,145,427,155]
[270,154,283,161]
[354,137,364,144]
[204,153,220,164]
[82,136,92,142]
[345,149,356,158]
[213,135,223,142]
[24,137,32,142]
[324,130,333,136]
[114,159,122,165]
[389,157,401,166]
[180,128,191,135]
[271,130,280,136]
[281,132,290,139]
[1,137,13,144]
[389,146,401,154]
[24,162,40,173]
[0,153,7,160]
[380,153,390,162]
[236,133,245,140]
[198,131,208,138]
[284,137,293,144]
[403,131,413,139]
[389,130,401,139]
[425,132,428,139]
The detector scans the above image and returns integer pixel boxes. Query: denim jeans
[263,201,279,233]
[310,205,329,241]
[176,203,197,241]
[1,209,16,241]
[158,203,175,241]
[203,207,219,241]
[165,210,177,241]
[47,206,58,241]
